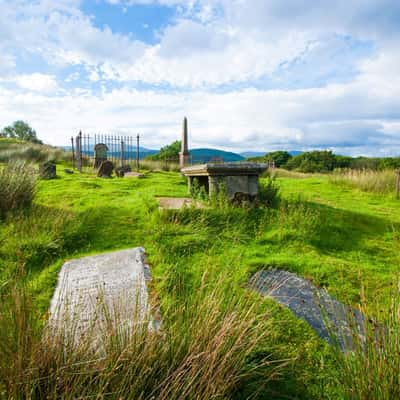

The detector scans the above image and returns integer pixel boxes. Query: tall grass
[330,290,400,399]
[330,169,396,194]
[0,140,71,164]
[0,162,37,218]
[0,272,278,399]
[140,159,180,172]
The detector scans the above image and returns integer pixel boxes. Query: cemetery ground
[2,161,400,398]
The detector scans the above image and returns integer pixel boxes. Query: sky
[0,0,399,155]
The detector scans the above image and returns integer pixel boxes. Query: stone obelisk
[179,117,190,168]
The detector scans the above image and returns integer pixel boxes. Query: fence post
[396,169,400,199]
[136,134,140,171]
[71,136,75,169]
[120,139,125,168]
[76,131,82,173]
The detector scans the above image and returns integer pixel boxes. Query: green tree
[147,140,182,161]
[1,121,42,143]
[286,150,337,172]
[266,151,292,168]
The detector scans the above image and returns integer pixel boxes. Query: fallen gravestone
[97,160,114,178]
[48,248,152,344]
[64,168,74,174]
[250,269,365,350]
[39,161,57,179]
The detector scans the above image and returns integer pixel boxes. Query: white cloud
[0,0,399,155]
[0,53,399,156]
[15,73,59,93]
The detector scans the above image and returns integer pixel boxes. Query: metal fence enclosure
[72,132,140,172]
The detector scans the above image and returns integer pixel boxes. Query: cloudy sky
[0,0,399,155]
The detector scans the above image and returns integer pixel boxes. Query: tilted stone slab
[48,248,151,343]
[250,269,365,351]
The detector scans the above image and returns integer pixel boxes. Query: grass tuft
[0,162,37,219]
[330,169,396,194]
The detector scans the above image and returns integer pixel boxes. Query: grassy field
[2,162,400,398]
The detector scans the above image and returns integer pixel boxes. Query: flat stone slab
[124,171,145,178]
[250,270,365,350]
[156,197,204,209]
[49,248,151,342]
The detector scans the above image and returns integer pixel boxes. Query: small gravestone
[64,168,74,174]
[94,143,108,168]
[115,165,131,178]
[48,248,152,344]
[97,160,114,178]
[39,161,56,179]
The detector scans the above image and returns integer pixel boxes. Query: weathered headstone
[97,160,114,178]
[39,161,57,179]
[94,143,108,168]
[48,248,152,344]
[64,168,74,174]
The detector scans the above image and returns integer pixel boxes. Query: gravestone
[115,165,131,178]
[39,161,57,179]
[48,248,152,344]
[250,270,365,351]
[97,160,114,178]
[94,143,108,168]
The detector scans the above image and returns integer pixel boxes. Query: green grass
[2,166,400,398]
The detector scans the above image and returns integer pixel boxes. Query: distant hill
[242,150,304,159]
[190,148,245,163]
[240,151,266,158]
[61,146,158,160]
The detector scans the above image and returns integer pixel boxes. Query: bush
[0,162,37,218]
[259,174,280,207]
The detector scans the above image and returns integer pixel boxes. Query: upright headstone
[39,161,57,179]
[94,143,108,169]
[97,160,114,178]
[179,117,190,168]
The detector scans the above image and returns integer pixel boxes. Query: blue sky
[0,0,399,155]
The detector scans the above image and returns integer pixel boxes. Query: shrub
[0,162,37,218]
[259,174,280,207]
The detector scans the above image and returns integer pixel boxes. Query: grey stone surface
[94,143,108,168]
[97,160,114,178]
[39,161,56,179]
[182,162,267,201]
[250,269,365,350]
[49,248,151,342]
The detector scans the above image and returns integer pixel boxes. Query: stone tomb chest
[181,162,268,201]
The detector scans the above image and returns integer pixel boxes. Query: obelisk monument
[179,117,190,168]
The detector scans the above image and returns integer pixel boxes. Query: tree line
[0,121,42,144]
[248,150,400,172]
